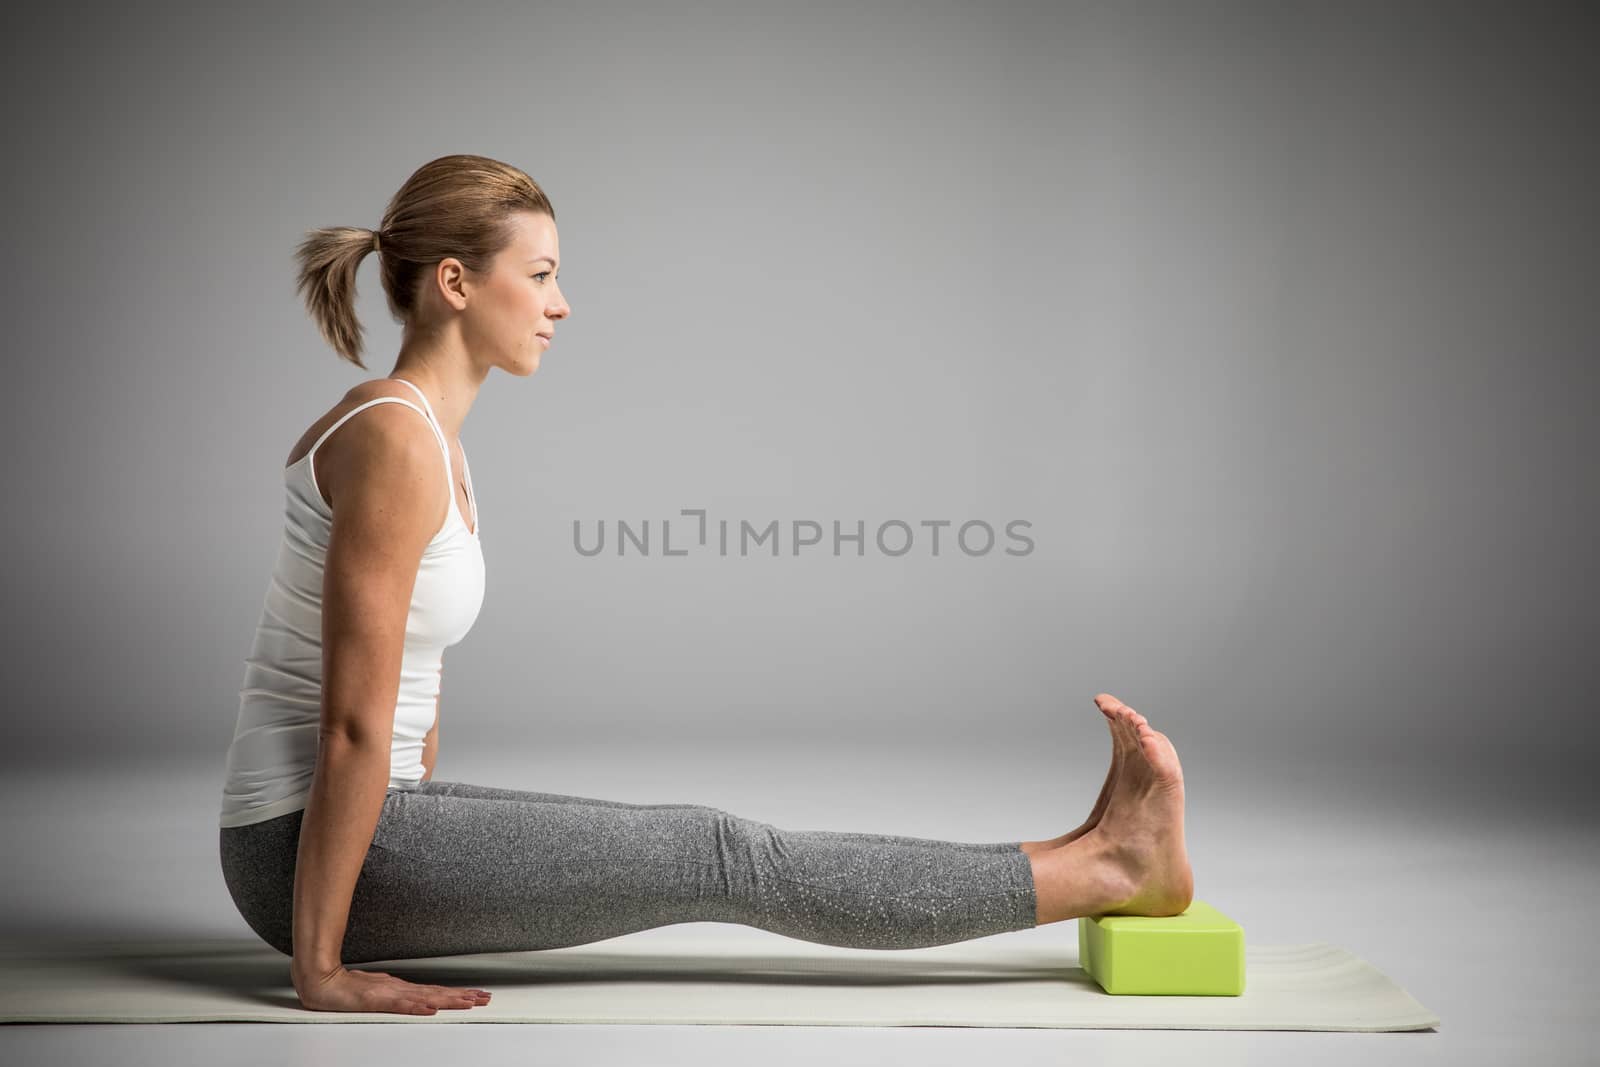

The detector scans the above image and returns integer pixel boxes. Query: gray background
[2,1,1595,1064]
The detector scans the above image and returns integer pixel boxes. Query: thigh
[414,780,1020,853]
[341,788,735,963]
[415,778,713,811]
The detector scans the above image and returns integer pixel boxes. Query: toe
[1109,713,1128,753]
[1115,707,1139,747]
[1122,712,1153,760]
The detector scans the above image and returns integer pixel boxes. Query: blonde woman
[217,154,1194,1016]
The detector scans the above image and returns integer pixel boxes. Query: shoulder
[289,380,444,510]
[335,384,439,460]
[286,379,437,467]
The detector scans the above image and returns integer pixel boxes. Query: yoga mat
[0,927,1438,1030]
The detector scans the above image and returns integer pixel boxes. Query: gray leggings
[219,779,1039,964]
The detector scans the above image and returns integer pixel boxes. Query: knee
[688,804,764,837]
[699,806,782,864]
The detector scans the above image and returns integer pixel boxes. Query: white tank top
[218,378,486,828]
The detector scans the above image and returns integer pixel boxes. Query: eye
[533,271,551,281]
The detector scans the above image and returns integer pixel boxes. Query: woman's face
[464,210,570,376]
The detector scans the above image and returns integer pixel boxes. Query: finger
[426,984,487,1001]
[434,990,487,1008]
[423,983,487,1000]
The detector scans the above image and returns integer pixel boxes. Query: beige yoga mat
[0,926,1438,1030]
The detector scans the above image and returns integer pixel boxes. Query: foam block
[1078,899,1246,995]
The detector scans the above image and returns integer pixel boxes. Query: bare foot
[1052,695,1150,846]
[1081,694,1194,917]
[1052,710,1123,848]
[1027,696,1147,854]
[1021,695,1153,856]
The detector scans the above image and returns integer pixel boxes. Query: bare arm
[289,409,446,990]
[420,691,438,783]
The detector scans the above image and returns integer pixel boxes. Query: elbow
[316,727,392,756]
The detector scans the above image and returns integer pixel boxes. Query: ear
[432,258,470,312]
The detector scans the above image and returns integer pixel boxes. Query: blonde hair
[293,154,556,368]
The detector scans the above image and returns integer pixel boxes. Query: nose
[547,282,571,321]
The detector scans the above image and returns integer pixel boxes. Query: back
[219,381,486,828]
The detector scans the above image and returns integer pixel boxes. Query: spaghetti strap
[300,397,434,507]
[306,397,430,461]
[387,377,478,536]
[387,379,457,511]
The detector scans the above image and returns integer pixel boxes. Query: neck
[388,328,487,442]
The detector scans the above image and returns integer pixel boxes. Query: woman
[217,154,1194,1016]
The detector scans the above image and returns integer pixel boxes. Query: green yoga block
[1078,900,1246,995]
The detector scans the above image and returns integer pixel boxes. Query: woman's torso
[218,376,485,829]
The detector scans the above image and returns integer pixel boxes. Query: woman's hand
[292,961,492,1015]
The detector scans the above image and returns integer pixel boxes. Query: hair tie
[372,229,382,253]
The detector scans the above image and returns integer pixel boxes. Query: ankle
[1019,835,1067,857]
[1029,833,1135,925]
[1076,830,1140,913]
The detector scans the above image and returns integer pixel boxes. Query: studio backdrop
[3,1,1593,831]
